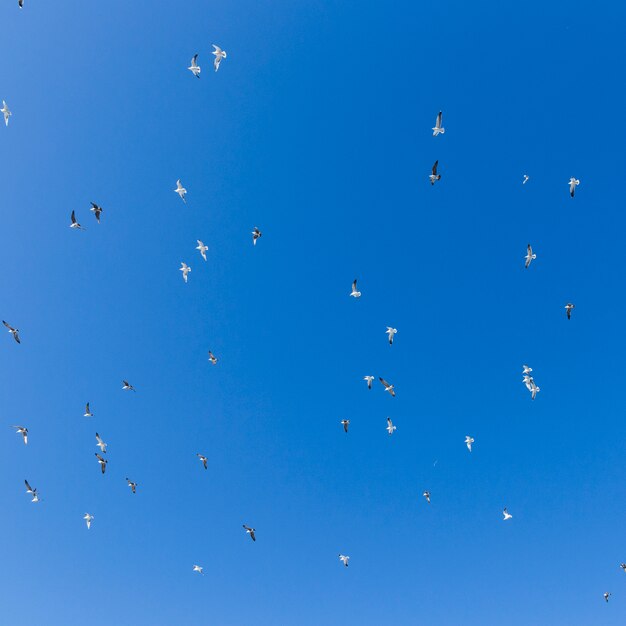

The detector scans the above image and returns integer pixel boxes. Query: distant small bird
[84,402,93,417]
[24,479,39,502]
[341,419,350,433]
[386,327,397,345]
[193,564,204,575]
[465,435,474,452]
[95,453,107,474]
[379,377,395,397]
[175,179,187,203]
[338,554,350,567]
[208,351,218,365]
[423,490,431,504]
[522,374,533,391]
[524,244,536,269]
[2,100,11,126]
[12,425,28,445]
[350,279,361,298]
[522,174,529,184]
[122,380,136,392]
[604,592,611,603]
[530,380,540,401]
[90,202,103,223]
[83,513,94,529]
[3,320,20,344]
[126,478,137,494]
[252,227,262,245]
[386,417,396,435]
[429,160,441,185]
[196,240,208,261]
[18,0,23,8]
[568,177,580,198]
[432,111,444,136]
[363,375,374,389]
[243,524,256,541]
[180,262,191,283]
[522,364,532,375]
[565,303,575,320]
[503,508,513,521]
[620,563,626,572]
[188,54,201,78]
[95,433,107,453]
[212,44,227,72]
[196,453,208,470]
[70,210,85,230]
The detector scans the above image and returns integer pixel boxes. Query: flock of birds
[3,2,620,608]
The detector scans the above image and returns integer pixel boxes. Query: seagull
[565,303,575,320]
[386,417,396,435]
[180,262,191,283]
[3,320,20,344]
[522,174,529,184]
[196,453,208,470]
[465,435,474,452]
[604,592,611,603]
[193,564,204,575]
[503,508,513,521]
[122,380,136,392]
[83,513,94,529]
[530,380,540,400]
[522,365,532,375]
[522,374,533,391]
[95,433,107,454]
[568,177,580,197]
[338,554,349,567]
[350,279,361,298]
[2,100,11,126]
[341,419,350,433]
[212,44,227,72]
[126,478,137,494]
[25,480,39,502]
[524,244,536,269]
[70,210,85,230]
[90,202,103,223]
[243,525,256,541]
[429,160,441,185]
[252,227,262,245]
[95,453,107,474]
[188,54,201,78]
[423,490,431,504]
[175,179,187,203]
[208,351,218,365]
[18,0,23,8]
[12,425,28,445]
[620,563,626,572]
[386,327,397,345]
[432,111,444,136]
[363,375,374,389]
[379,377,395,397]
[84,402,93,417]
[196,240,208,261]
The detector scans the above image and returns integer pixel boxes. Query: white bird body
[432,111,444,136]
[122,380,136,392]
[70,210,85,230]
[503,508,513,521]
[423,490,431,504]
[188,54,201,78]
[243,524,256,541]
[180,262,191,283]
[569,177,580,197]
[522,365,532,375]
[363,375,374,389]
[196,240,208,261]
[212,45,227,71]
[565,303,575,320]
[465,435,474,452]
[2,100,11,126]
[3,320,20,343]
[341,419,350,433]
[175,179,187,203]
[386,417,396,435]
[84,402,93,417]
[13,425,28,444]
[95,433,107,453]
[350,279,361,298]
[386,327,397,345]
[522,174,529,184]
[524,244,536,269]
[252,227,262,245]
[429,160,441,185]
[193,564,204,575]
[338,554,349,567]
[379,377,395,397]
[84,513,94,529]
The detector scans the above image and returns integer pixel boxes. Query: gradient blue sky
[1,1,626,624]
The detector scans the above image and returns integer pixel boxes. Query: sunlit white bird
[350,279,361,298]
[429,160,441,185]
[338,554,349,567]
[180,262,191,283]
[95,453,107,474]
[70,210,85,230]
[379,377,395,397]
[208,351,218,365]
[122,380,136,392]
[522,174,529,184]
[193,564,204,575]
[84,402,93,417]
[503,508,513,521]
[568,177,580,197]
[90,202,103,223]
[423,490,431,504]
[530,380,540,400]
[196,240,208,261]
[2,100,11,126]
[188,54,201,78]
[386,327,397,345]
[522,364,532,375]
[363,375,374,389]
[522,374,533,391]
[95,433,107,453]
[243,524,256,541]
[126,478,137,493]
[604,592,611,603]
[12,425,28,445]
[196,453,208,470]
[3,320,20,344]
[565,302,575,320]
[620,563,626,572]
[175,179,187,203]
[252,227,262,245]
[524,244,536,269]
[432,111,444,136]
[386,417,396,435]
[465,435,474,452]
[341,419,349,433]
[83,513,94,529]
[212,44,227,71]
[24,479,38,502]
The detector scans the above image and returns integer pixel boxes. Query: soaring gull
[90,202,103,223]
[70,210,85,230]
[12,425,28,445]
[180,262,191,283]
[188,54,201,78]
[243,524,256,541]
[429,160,441,185]
[212,45,227,72]
[175,179,187,203]
[338,554,350,567]
[363,375,374,389]
[386,417,396,435]
[84,513,94,529]
[379,377,395,397]
[196,453,208,470]
[341,419,350,433]
[386,327,397,345]
[196,240,208,261]
[3,320,20,344]
[524,244,536,269]
[568,177,580,198]
[432,111,444,136]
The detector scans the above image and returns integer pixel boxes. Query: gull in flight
[12,425,28,445]
[90,202,103,223]
[196,240,208,261]
[70,210,85,230]
[208,351,218,365]
[522,375,533,391]
[423,490,431,504]
[503,508,513,521]
[568,177,580,198]
[620,563,626,572]
[193,564,204,575]
[386,327,397,345]
[3,320,20,344]
[338,554,349,567]
[465,435,474,452]
[341,419,350,433]
[565,303,575,320]
[524,244,536,269]
[95,433,107,454]
[529,379,540,400]
[386,417,396,435]
[2,100,11,126]
[432,111,445,136]
[243,525,256,541]
[95,453,107,474]
[175,179,187,203]
[25,480,39,502]
[604,592,611,603]
[523,174,529,184]
[122,380,136,392]
[252,227,262,245]
[363,375,374,389]
[188,54,201,78]
[180,262,191,283]
[84,513,94,529]
[350,279,361,298]
[379,377,395,397]
[84,402,93,417]
[196,453,208,470]
[522,364,532,375]
[212,45,227,72]
[126,478,138,494]
[429,160,441,185]
[19,0,23,8]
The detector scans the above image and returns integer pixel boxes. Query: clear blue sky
[1,1,625,624]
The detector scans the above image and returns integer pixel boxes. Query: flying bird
[122,380,136,392]
[70,210,85,230]
[522,174,529,184]
[568,177,580,197]
[212,44,227,71]
[432,111,445,136]
[18,0,23,8]
[565,303,575,320]
[180,262,191,283]
[338,554,349,567]
[24,479,39,502]
[83,513,94,529]
[340,419,350,433]
[196,240,208,261]
[465,435,474,452]
[12,425,28,445]
[379,377,395,397]
[604,592,611,603]
[193,564,204,575]
[386,417,396,435]
[620,563,626,572]
[252,227,262,245]
[3,320,20,344]
[363,375,374,389]
[175,179,187,203]
[243,525,256,541]
[524,244,536,269]
[423,490,431,504]
[95,453,107,474]
[95,433,107,454]
[503,508,513,521]
[90,202,103,223]
[350,279,361,298]
[126,478,137,493]
[188,54,201,78]
[386,327,397,345]
[84,402,93,417]
[1,100,11,126]
[429,160,441,185]
[208,351,218,365]
[530,380,540,400]
[522,364,532,375]
[196,453,208,470]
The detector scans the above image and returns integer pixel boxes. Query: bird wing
[432,160,439,175]
[3,320,13,331]
[71,210,77,224]
[25,479,33,492]
[379,377,389,387]
[352,279,357,292]
[95,433,103,445]
[85,402,90,413]
[192,54,198,66]
[436,111,442,128]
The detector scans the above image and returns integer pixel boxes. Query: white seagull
[126,478,137,494]
[386,417,396,435]
[341,419,350,433]
[95,453,107,474]
[180,262,191,283]
[429,160,441,185]
[95,433,107,454]
[522,364,532,375]
[620,563,626,572]
[196,240,208,261]
[465,435,474,452]
[188,54,201,78]
[604,592,611,603]
[530,380,540,400]
[522,374,533,391]
[84,402,93,417]
[90,202,103,223]
[12,425,28,445]
[363,375,374,389]
[2,100,11,126]
[503,508,513,521]
[243,524,256,541]
[568,177,580,198]
[423,490,431,504]
[193,564,204,575]
[175,179,187,203]
[350,279,361,298]
[522,174,529,184]
[432,111,445,136]
[379,377,395,397]
[565,302,575,320]
[83,513,94,529]
[122,380,136,392]
[25,479,39,502]
[338,554,350,567]
[196,453,208,470]
[385,327,397,345]
[3,320,20,344]
[70,210,85,230]
[208,351,218,365]
[212,45,227,72]
[524,244,536,269]
[252,227,262,245]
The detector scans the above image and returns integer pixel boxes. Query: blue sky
[1,0,626,624]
